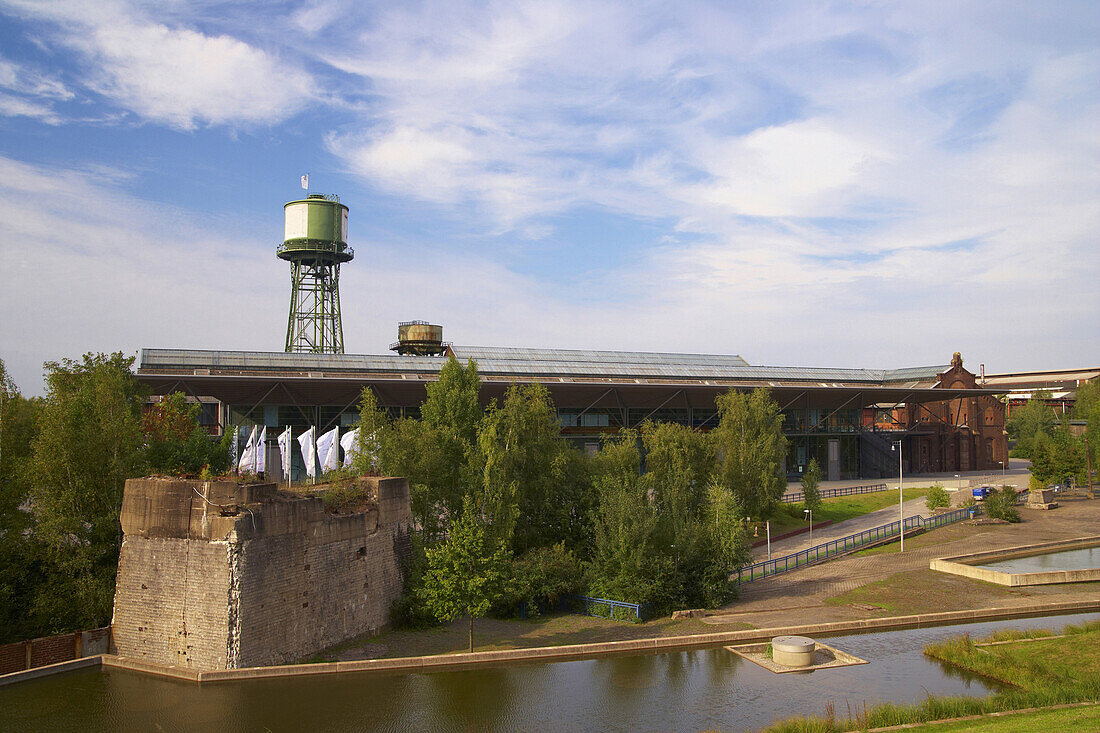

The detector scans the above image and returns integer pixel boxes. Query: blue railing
[570,595,652,623]
[737,504,984,584]
[779,483,888,504]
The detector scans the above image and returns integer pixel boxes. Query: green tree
[587,467,667,607]
[373,358,482,539]
[711,387,788,519]
[421,357,482,446]
[143,392,231,476]
[800,457,823,514]
[1029,425,1086,488]
[587,428,746,611]
[641,420,714,516]
[351,387,389,473]
[28,352,147,631]
[417,495,513,652]
[1006,395,1056,458]
[1074,378,1099,420]
[706,478,752,575]
[476,383,585,553]
[0,359,46,643]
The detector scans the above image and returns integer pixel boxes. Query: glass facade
[222,398,867,482]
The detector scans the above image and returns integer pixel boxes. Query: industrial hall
[134,335,1008,484]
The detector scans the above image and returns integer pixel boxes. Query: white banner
[297,426,317,479]
[317,426,340,473]
[340,428,359,468]
[237,426,258,472]
[254,426,267,474]
[278,426,292,477]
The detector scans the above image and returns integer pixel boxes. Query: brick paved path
[706,497,1100,630]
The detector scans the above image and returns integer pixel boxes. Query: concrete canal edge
[3,597,1098,687]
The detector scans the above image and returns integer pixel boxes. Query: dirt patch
[824,568,1019,614]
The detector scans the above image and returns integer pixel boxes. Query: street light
[892,440,904,553]
[803,508,813,550]
[998,460,1006,488]
[955,473,960,492]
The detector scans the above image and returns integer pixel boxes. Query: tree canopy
[711,387,788,519]
[417,495,513,652]
[1006,396,1057,458]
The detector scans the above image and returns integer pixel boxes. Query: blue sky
[0,1,1097,394]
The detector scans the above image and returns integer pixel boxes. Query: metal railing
[737,504,984,584]
[779,482,888,504]
[570,595,652,622]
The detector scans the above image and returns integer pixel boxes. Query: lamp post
[893,440,904,553]
[998,460,1006,489]
[955,473,960,492]
[803,508,813,551]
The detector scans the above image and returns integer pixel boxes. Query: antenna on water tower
[277,186,353,354]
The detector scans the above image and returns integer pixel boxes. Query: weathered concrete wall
[111,477,411,669]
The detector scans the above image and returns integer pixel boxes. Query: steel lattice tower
[278,194,353,353]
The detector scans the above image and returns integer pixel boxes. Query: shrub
[510,543,585,616]
[318,469,375,513]
[984,487,1021,523]
[925,484,950,510]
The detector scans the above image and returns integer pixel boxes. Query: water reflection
[979,547,1099,573]
[1,612,1095,733]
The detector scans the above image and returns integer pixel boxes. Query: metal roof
[449,345,749,367]
[139,348,950,387]
[881,365,947,383]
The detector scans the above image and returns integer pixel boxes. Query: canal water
[2,612,1096,732]
[978,546,1100,574]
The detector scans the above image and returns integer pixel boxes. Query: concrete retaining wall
[930,536,1100,587]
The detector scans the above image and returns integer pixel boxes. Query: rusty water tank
[389,321,449,356]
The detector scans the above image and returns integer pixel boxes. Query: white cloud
[0,90,60,123]
[0,155,287,394]
[1,0,315,129]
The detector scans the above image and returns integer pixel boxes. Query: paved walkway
[706,497,1100,631]
[753,495,930,561]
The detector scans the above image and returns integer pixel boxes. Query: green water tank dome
[278,194,352,264]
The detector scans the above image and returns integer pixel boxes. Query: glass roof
[140,348,948,386]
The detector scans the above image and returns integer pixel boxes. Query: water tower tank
[277,193,354,354]
[278,194,352,265]
[390,321,449,356]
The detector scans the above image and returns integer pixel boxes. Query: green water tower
[277,194,353,353]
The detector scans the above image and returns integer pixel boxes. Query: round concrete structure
[771,635,816,667]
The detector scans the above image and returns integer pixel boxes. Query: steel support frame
[286,261,345,354]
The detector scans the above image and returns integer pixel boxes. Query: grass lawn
[764,487,934,534]
[763,619,1100,732]
[899,703,1100,732]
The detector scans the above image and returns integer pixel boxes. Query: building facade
[136,344,1008,482]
